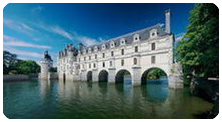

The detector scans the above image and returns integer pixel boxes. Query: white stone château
[57,10,183,88]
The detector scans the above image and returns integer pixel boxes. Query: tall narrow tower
[165,10,171,34]
[39,51,53,80]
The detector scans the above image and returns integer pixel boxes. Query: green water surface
[3,79,213,119]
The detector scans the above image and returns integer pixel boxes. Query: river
[3,78,213,119]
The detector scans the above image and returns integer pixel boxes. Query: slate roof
[79,23,169,54]
[59,23,170,57]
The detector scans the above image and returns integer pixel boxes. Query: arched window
[133,58,137,65]
[151,43,155,50]
[151,56,156,64]
[103,62,105,67]
[121,49,124,55]
[89,63,91,68]
[111,51,114,56]
[121,59,124,66]
[110,61,112,67]
[135,46,138,52]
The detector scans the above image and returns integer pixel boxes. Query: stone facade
[57,10,183,88]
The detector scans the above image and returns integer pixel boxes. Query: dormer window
[133,34,140,42]
[110,41,115,48]
[88,48,91,53]
[83,49,86,54]
[102,44,106,50]
[94,46,98,52]
[150,29,158,38]
[120,38,125,45]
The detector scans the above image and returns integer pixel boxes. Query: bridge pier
[81,70,87,81]
[132,67,141,86]
[168,74,183,88]
[92,69,98,82]
[108,68,116,84]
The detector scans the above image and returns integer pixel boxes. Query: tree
[3,51,40,75]
[176,4,219,80]
[3,51,18,74]
[147,68,166,80]
[49,67,57,72]
[16,60,40,75]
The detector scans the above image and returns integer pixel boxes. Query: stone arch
[87,71,92,82]
[98,70,108,82]
[141,67,168,85]
[115,69,132,84]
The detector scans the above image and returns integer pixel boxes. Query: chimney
[165,10,171,34]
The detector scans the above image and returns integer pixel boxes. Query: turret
[39,51,53,80]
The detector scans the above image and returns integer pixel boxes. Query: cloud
[3,35,51,49]
[175,33,185,42]
[3,19,35,35]
[76,36,98,46]
[20,19,101,45]
[50,26,74,40]
[4,46,43,59]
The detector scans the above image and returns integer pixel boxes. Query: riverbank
[3,74,38,81]
[190,78,219,118]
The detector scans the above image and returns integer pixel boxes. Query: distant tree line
[3,51,40,75]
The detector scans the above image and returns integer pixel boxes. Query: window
[111,51,114,56]
[121,60,124,66]
[120,38,125,45]
[79,58,80,62]
[82,64,84,68]
[103,53,105,58]
[134,58,137,65]
[89,56,91,60]
[151,56,156,64]
[89,63,91,68]
[103,62,105,67]
[84,57,86,61]
[121,49,124,55]
[94,63,96,68]
[152,32,155,36]
[135,46,138,52]
[110,61,112,67]
[95,54,97,59]
[151,43,155,50]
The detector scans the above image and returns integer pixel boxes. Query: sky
[3,3,195,66]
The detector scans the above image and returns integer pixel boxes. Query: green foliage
[3,51,40,75]
[146,68,166,80]
[16,60,40,75]
[176,3,219,80]
[49,67,57,72]
[3,51,18,74]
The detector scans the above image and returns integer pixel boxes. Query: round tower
[40,51,53,80]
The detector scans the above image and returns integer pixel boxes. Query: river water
[3,79,213,119]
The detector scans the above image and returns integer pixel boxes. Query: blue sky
[3,3,195,65]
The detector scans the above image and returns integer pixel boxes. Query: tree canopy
[3,51,40,75]
[176,4,219,80]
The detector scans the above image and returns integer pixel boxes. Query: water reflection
[3,79,214,119]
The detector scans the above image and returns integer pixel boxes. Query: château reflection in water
[3,79,214,119]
